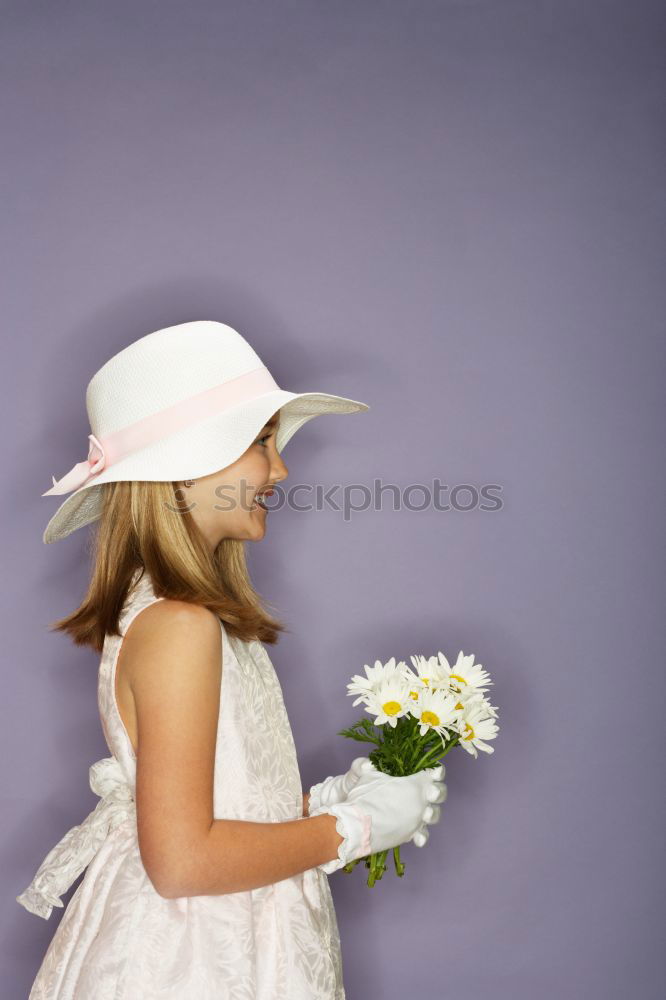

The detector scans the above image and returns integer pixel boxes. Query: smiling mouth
[252,489,274,511]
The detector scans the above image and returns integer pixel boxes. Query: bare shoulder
[121,598,222,686]
[125,596,220,640]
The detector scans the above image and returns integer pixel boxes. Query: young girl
[17,320,446,999]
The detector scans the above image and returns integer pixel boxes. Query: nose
[270,453,289,485]
[269,472,288,489]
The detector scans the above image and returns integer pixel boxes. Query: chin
[246,518,267,541]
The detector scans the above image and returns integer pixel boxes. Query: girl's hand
[311,761,447,874]
[306,757,368,816]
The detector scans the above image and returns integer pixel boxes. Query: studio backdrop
[1,2,664,999]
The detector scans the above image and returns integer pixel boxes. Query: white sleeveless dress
[17,569,345,999]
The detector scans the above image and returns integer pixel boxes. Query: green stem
[412,742,445,771]
[393,845,406,877]
[412,735,459,772]
[377,850,388,880]
[342,857,363,874]
[367,851,379,887]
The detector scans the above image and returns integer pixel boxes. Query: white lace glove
[310,759,447,874]
[306,756,368,815]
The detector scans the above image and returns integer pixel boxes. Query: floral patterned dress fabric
[19,569,345,999]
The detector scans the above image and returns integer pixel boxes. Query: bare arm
[170,809,341,897]
[125,600,341,899]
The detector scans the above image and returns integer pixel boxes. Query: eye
[255,433,272,447]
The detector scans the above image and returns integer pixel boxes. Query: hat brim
[42,389,369,543]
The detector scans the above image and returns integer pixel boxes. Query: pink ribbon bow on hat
[42,434,107,497]
[40,366,284,500]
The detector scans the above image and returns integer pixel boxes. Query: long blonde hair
[50,480,288,653]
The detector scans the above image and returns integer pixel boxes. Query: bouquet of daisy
[338,650,499,887]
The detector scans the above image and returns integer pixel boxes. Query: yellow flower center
[421,710,440,726]
[450,673,467,685]
[455,701,464,710]
[421,677,430,686]
[463,721,475,739]
[382,700,402,716]
[409,690,418,700]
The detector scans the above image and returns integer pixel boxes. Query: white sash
[16,756,135,919]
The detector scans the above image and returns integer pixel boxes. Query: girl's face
[177,413,288,552]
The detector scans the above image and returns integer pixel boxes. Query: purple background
[2,1,664,997]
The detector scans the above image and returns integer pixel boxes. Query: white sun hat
[41,319,370,544]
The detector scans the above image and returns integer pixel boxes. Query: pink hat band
[43,365,279,497]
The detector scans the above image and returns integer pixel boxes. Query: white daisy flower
[478,697,499,719]
[450,682,486,713]
[410,687,459,738]
[364,676,413,728]
[347,656,407,707]
[447,650,493,695]
[408,653,453,698]
[455,699,499,758]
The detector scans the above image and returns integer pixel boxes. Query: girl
[17,319,446,999]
